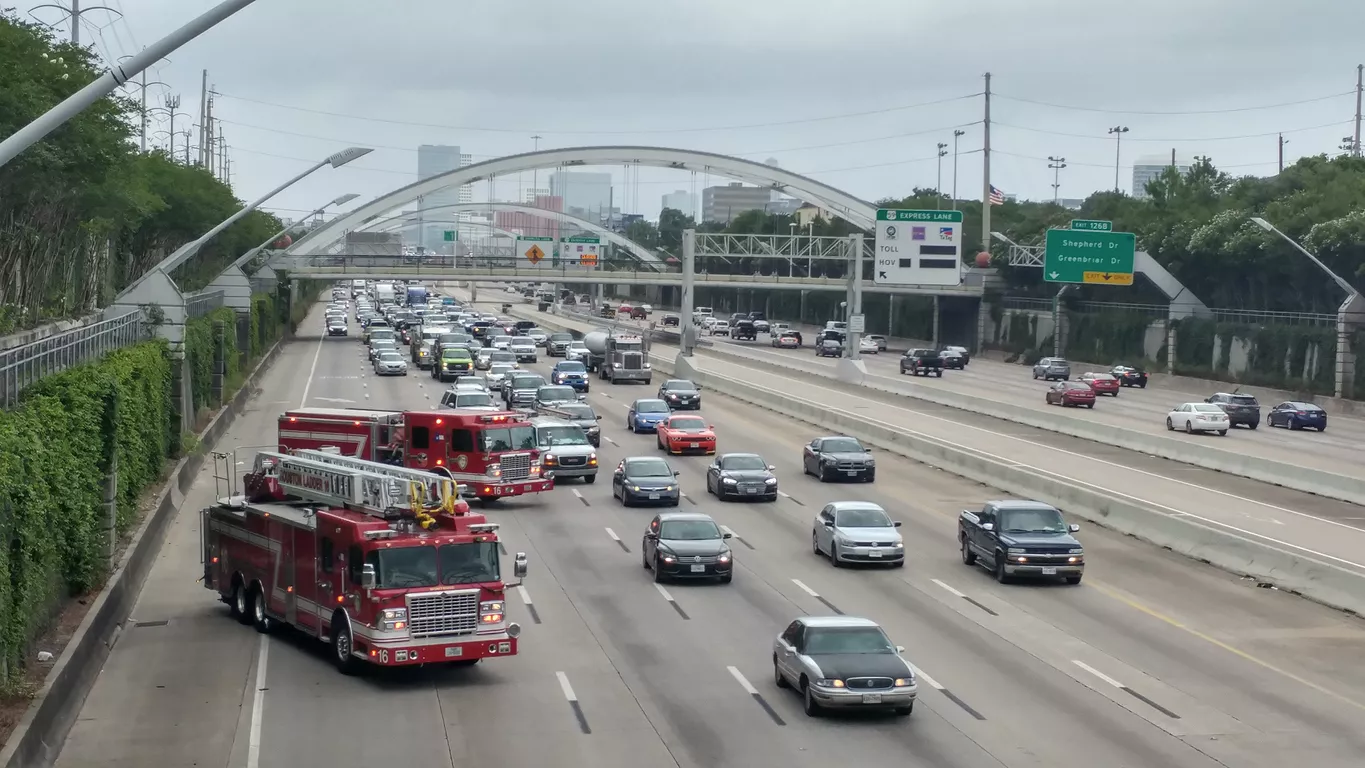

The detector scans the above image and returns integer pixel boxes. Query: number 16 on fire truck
[202,449,528,674]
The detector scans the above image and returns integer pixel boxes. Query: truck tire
[935,370,942,378]
[960,538,976,565]
[250,583,271,634]
[231,577,251,625]
[331,611,358,675]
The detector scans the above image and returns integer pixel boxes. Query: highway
[50,297,1365,768]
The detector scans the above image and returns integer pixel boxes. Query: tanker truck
[583,329,651,384]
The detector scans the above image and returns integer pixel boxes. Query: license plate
[1041,567,1057,575]
[445,646,463,658]
[649,493,660,500]
[690,564,706,573]
[744,487,757,494]
[869,550,882,558]
[862,694,882,704]
[845,470,857,476]
[689,442,699,448]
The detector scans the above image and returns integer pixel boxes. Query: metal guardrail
[0,310,144,409]
[185,290,225,318]
[999,296,1337,327]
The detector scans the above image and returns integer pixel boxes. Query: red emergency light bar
[479,414,512,423]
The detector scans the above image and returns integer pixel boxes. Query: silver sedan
[773,616,917,717]
[812,501,905,567]
[373,351,408,376]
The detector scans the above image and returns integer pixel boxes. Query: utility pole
[205,86,217,176]
[197,69,208,165]
[1108,125,1129,193]
[163,94,181,156]
[180,130,191,164]
[1048,156,1066,203]
[1278,134,1288,173]
[531,134,543,203]
[935,142,948,209]
[31,0,122,46]
[1354,64,1363,156]
[951,128,965,211]
[981,72,992,250]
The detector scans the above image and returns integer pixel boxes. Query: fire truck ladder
[290,449,464,522]
[256,451,454,529]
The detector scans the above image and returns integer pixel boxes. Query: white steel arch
[349,202,664,266]
[287,146,878,255]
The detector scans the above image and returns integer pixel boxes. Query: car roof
[633,398,668,405]
[719,452,762,461]
[799,616,881,629]
[663,379,693,386]
[989,500,1060,511]
[657,511,715,524]
[829,500,885,512]
[624,455,669,465]
[529,417,575,428]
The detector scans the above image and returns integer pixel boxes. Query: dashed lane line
[571,488,590,507]
[1072,660,1180,719]
[654,583,690,620]
[930,578,998,616]
[517,585,541,624]
[727,666,785,726]
[556,671,592,734]
[720,524,754,550]
[604,527,630,552]
[790,578,843,615]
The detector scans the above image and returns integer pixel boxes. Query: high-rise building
[702,182,775,224]
[661,190,696,219]
[496,194,562,240]
[416,144,473,250]
[549,171,614,225]
[1132,153,1194,199]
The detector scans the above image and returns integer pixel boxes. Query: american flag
[989,185,1006,205]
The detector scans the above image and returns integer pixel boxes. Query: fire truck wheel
[231,578,251,625]
[331,612,358,675]
[250,584,272,633]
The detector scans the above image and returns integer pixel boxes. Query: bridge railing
[0,309,144,409]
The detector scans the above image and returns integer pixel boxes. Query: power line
[993,119,1354,143]
[211,90,982,135]
[994,90,1354,116]
[992,148,1278,171]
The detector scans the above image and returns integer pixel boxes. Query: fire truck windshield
[364,543,501,588]
[479,426,537,452]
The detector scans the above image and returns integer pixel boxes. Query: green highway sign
[443,230,457,241]
[1070,219,1112,231]
[564,235,600,243]
[877,209,963,223]
[1044,228,1136,286]
[519,236,554,241]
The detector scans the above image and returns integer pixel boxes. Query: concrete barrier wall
[0,339,287,768]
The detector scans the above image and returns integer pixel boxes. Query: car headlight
[479,600,505,624]
[663,486,674,492]
[722,477,737,485]
[717,551,732,564]
[380,608,408,631]
[631,485,641,492]
[544,453,557,463]
[764,477,777,485]
[865,458,875,467]
[1069,548,1084,555]
[587,426,600,434]
[1007,547,1026,554]
[892,539,904,549]
[815,678,845,688]
[894,676,914,687]
[835,535,850,546]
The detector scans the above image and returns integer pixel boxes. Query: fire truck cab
[202,450,528,674]
[277,407,554,501]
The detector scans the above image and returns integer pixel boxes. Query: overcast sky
[43,0,1365,222]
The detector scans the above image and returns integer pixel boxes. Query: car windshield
[439,334,461,343]
[538,386,576,401]
[668,417,708,432]
[512,338,534,346]
[835,506,892,527]
[438,542,500,585]
[1088,374,1115,381]
[803,627,895,655]
[491,352,516,363]
[821,438,863,453]
[550,333,573,342]
[627,459,673,478]
[489,364,516,376]
[378,352,403,361]
[556,362,586,373]
[664,380,696,391]
[635,400,670,414]
[442,350,468,360]
[512,376,546,389]
[1228,395,1259,406]
[1063,382,1090,390]
[479,426,537,452]
[493,336,513,344]
[1289,402,1322,411]
[659,519,721,540]
[367,546,438,589]
[540,426,588,446]
[568,342,587,350]
[456,393,494,408]
[720,455,767,471]
[370,329,394,338]
[999,506,1067,534]
[1192,404,1224,413]
[372,341,395,350]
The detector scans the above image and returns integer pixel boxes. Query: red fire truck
[275,407,554,501]
[202,449,529,674]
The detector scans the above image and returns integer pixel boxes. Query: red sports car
[1046,381,1096,408]
[1078,372,1120,396]
[656,415,717,455]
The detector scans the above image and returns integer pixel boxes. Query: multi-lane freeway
[52,297,1365,768]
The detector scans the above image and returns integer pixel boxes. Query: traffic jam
[222,279,1093,719]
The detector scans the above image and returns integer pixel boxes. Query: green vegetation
[0,12,283,334]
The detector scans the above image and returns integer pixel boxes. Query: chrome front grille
[851,541,880,548]
[835,461,865,471]
[622,352,644,369]
[406,590,479,638]
[558,456,587,466]
[846,676,894,690]
[737,484,766,493]
[680,555,717,564]
[500,452,531,481]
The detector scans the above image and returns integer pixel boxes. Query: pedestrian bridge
[265,254,991,297]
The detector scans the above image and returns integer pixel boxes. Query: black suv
[1206,392,1261,429]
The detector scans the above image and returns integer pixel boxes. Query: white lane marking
[603,436,618,446]
[246,635,269,768]
[778,490,792,498]
[313,396,356,404]
[654,583,676,603]
[910,664,943,690]
[516,585,533,605]
[931,578,966,598]
[720,524,738,538]
[791,578,820,598]
[556,671,578,701]
[1072,659,1125,689]
[728,665,759,695]
[299,334,325,407]
[605,527,621,542]
[571,489,585,501]
[680,491,688,498]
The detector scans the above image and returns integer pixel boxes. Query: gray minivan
[1032,357,1071,381]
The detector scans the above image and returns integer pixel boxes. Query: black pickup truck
[732,320,758,341]
[899,348,943,377]
[959,500,1084,584]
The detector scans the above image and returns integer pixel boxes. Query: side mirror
[1069,523,1081,533]
[513,552,529,579]
[895,645,905,654]
[361,563,377,590]
[645,532,659,540]
[822,521,833,529]
[722,532,733,539]
[596,415,603,420]
[673,470,681,477]
[578,394,587,401]
[981,522,995,532]
[767,465,776,471]
[709,424,716,430]
[893,521,903,528]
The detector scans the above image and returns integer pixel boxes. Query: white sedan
[858,337,880,354]
[1167,403,1230,435]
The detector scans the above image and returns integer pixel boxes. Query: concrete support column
[975,299,989,355]
[234,311,250,360]
[836,234,868,384]
[1335,293,1365,399]
[888,294,896,338]
[799,290,808,325]
[1166,320,1179,373]
[169,353,187,456]
[932,295,940,347]
[680,229,697,357]
[211,320,226,407]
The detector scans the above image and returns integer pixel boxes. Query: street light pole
[116,146,372,297]
[0,0,262,170]
[234,193,360,271]
[951,128,965,210]
[1048,156,1066,203]
[935,142,948,209]
[1108,126,1129,193]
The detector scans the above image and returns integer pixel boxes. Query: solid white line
[931,578,966,598]
[604,436,618,446]
[298,334,326,407]
[604,527,621,542]
[791,578,820,598]
[556,671,578,701]
[910,664,943,690]
[727,665,759,695]
[777,490,792,498]
[245,634,269,768]
[516,585,533,605]
[571,488,585,500]
[654,583,675,602]
[1072,659,1125,689]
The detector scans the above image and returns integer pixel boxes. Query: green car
[435,349,474,382]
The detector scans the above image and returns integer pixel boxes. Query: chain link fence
[0,310,145,409]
